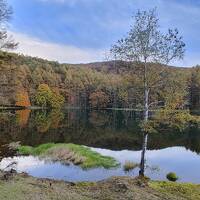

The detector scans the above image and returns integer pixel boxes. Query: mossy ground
[17,143,119,169]
[149,181,200,200]
[0,171,199,200]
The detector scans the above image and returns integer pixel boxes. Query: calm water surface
[0,109,200,183]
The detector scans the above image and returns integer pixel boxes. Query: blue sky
[7,0,200,66]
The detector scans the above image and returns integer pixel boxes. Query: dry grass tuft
[44,147,86,165]
[123,161,139,172]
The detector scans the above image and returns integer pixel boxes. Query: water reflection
[16,109,31,128]
[1,109,200,183]
[1,109,200,153]
[1,146,200,183]
[34,110,64,133]
[139,133,148,177]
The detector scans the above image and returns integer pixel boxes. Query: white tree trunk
[144,87,149,121]
[139,60,149,177]
[144,61,149,122]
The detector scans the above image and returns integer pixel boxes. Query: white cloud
[8,31,199,67]
[9,31,106,64]
[8,0,200,66]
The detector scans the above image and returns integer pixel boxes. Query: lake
[0,109,200,183]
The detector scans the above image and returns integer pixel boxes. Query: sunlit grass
[150,181,200,200]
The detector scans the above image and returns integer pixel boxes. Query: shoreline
[0,170,199,200]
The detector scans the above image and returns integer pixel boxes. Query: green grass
[149,181,200,200]
[17,143,119,169]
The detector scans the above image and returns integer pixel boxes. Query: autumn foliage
[15,90,31,107]
[0,51,195,110]
[35,84,64,109]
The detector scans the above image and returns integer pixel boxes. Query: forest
[0,50,199,110]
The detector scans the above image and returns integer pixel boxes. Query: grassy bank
[150,181,200,200]
[0,171,199,200]
[17,143,119,169]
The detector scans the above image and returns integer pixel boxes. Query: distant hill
[71,60,190,74]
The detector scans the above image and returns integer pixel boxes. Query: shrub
[166,172,179,182]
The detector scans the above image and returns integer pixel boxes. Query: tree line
[0,50,199,110]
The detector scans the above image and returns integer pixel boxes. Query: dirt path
[0,171,199,200]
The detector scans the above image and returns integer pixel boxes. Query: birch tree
[111,8,185,177]
[110,8,185,122]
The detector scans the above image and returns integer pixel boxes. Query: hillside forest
[0,51,200,111]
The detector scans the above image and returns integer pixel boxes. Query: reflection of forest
[0,109,200,153]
